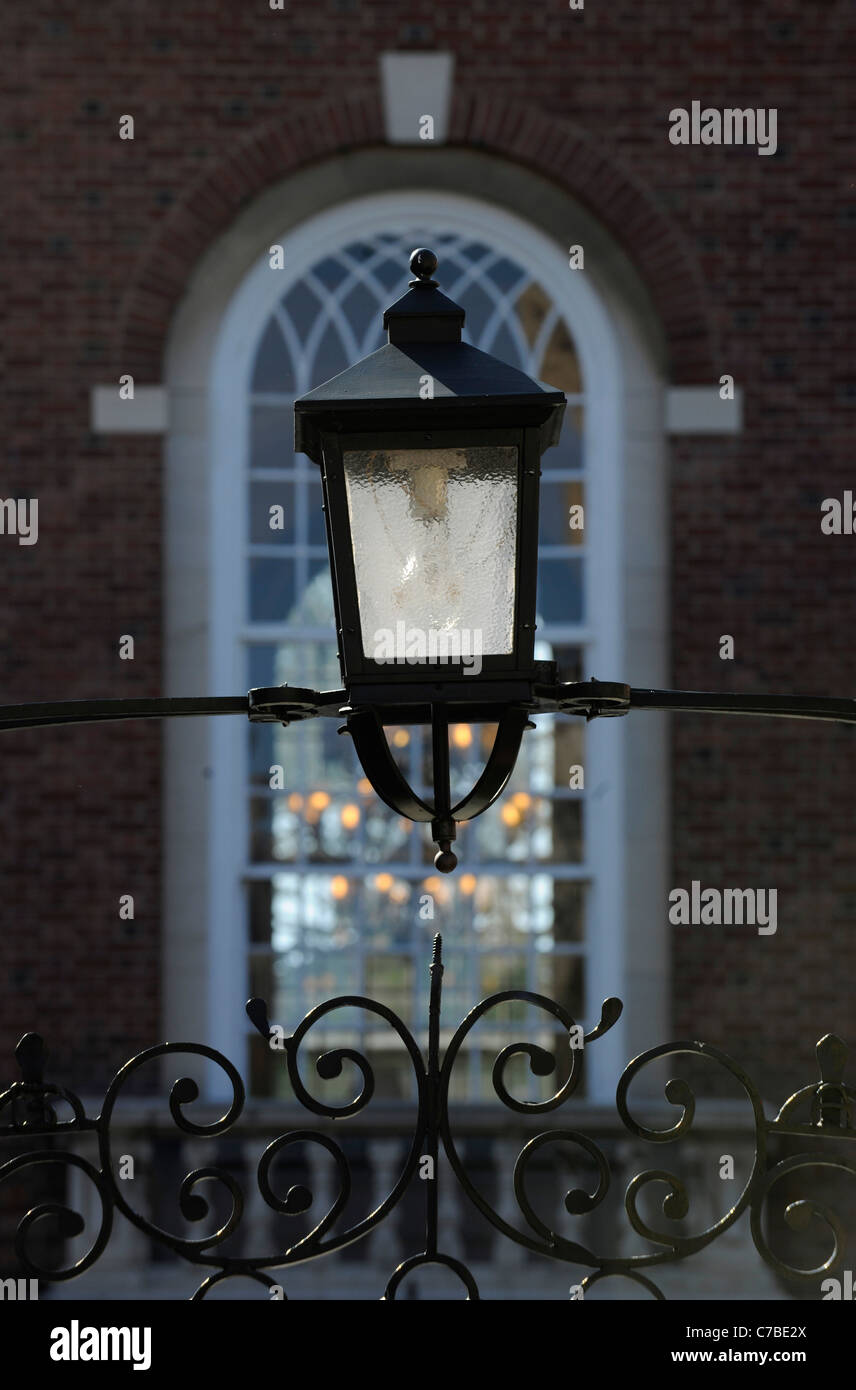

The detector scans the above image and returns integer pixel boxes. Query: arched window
[204,192,626,1102]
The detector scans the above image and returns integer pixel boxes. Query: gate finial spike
[15,1033,46,1086]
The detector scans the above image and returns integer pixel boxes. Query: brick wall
[1,0,854,1103]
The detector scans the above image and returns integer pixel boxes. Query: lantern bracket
[531,678,632,720]
[339,702,535,873]
[3,677,855,879]
[247,686,347,724]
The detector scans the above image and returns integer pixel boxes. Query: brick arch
[117,88,714,381]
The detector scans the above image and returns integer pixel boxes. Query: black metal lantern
[293,248,566,871]
[4,248,855,877]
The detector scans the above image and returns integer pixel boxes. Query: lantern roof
[294,247,566,463]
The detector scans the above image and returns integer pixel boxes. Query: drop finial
[434,840,458,873]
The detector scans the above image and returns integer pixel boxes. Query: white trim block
[379,52,454,145]
[91,384,167,433]
[665,385,743,434]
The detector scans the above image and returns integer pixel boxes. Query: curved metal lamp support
[450,707,533,820]
[341,709,435,824]
[343,703,535,872]
[0,678,853,874]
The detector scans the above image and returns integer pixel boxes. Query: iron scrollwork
[1,936,853,1299]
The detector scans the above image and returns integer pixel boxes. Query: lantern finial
[409,247,439,287]
[434,840,458,874]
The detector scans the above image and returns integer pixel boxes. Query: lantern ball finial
[434,840,458,874]
[409,247,439,286]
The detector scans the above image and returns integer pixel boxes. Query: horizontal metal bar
[0,696,249,733]
[5,686,852,734]
[628,688,856,725]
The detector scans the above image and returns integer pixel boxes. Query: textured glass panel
[250,480,295,545]
[343,446,519,658]
[539,480,585,547]
[537,556,583,625]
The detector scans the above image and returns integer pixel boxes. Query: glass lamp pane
[342,445,519,660]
